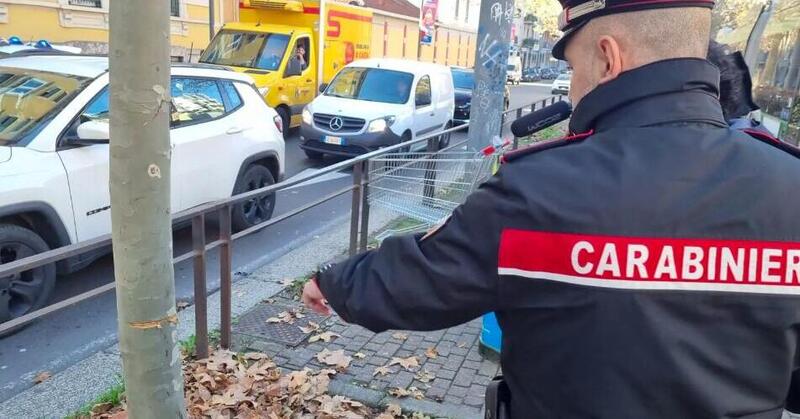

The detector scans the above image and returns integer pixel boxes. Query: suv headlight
[367,116,396,133]
[302,108,312,125]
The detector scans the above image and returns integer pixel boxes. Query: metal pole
[349,163,363,256]
[192,214,209,359]
[208,0,215,41]
[466,0,515,151]
[219,205,232,349]
[358,161,371,252]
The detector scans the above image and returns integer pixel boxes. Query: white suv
[0,55,285,325]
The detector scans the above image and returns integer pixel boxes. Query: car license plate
[324,136,343,145]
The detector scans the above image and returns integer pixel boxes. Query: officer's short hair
[579,8,711,64]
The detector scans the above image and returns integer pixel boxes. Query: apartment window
[171,0,180,17]
[68,0,102,7]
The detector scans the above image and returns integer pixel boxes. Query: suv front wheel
[0,224,56,334]
[232,165,277,231]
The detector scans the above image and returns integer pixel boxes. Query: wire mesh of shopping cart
[367,146,504,238]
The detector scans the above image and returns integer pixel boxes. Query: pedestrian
[707,40,765,130]
[303,0,800,417]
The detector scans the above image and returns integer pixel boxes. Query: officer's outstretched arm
[315,171,517,333]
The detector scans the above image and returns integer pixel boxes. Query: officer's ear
[596,35,623,84]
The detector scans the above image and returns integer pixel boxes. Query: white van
[507,55,522,85]
[299,59,455,159]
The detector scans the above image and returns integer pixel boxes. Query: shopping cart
[367,140,509,239]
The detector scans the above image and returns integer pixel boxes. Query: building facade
[0,0,237,61]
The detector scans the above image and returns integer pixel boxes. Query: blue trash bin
[480,312,502,354]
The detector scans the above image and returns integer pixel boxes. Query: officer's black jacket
[318,58,800,418]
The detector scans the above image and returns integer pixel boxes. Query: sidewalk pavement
[233,295,497,419]
[0,205,498,418]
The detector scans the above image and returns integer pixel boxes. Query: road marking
[283,168,350,190]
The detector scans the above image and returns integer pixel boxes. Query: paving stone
[395,349,414,358]
[464,395,484,408]
[453,368,477,387]
[364,342,383,352]
[466,351,483,362]
[478,360,499,377]
[447,385,468,398]
[426,385,448,401]
[451,346,470,356]
[462,360,482,371]
[435,368,457,380]
[468,384,486,399]
[389,371,416,389]
[366,356,389,367]
[377,342,401,357]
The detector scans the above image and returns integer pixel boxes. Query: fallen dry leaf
[316,349,351,370]
[91,402,113,415]
[299,321,321,334]
[377,403,403,419]
[309,331,340,343]
[353,352,366,359]
[389,356,420,371]
[266,309,305,325]
[373,366,393,377]
[458,342,467,348]
[415,370,436,383]
[33,371,51,384]
[391,332,408,341]
[425,347,439,359]
[388,386,425,400]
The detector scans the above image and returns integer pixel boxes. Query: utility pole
[467,0,515,150]
[209,0,215,41]
[109,2,186,418]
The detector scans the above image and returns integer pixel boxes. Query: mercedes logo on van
[329,116,344,131]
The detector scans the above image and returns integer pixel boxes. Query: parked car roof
[0,54,256,83]
[346,58,449,75]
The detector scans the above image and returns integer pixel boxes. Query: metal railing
[0,95,564,354]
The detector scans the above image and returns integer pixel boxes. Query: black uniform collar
[569,58,727,134]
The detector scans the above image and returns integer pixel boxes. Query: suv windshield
[507,64,516,71]
[0,67,89,145]
[325,67,414,104]
[451,70,474,90]
[200,30,290,71]
[556,74,571,81]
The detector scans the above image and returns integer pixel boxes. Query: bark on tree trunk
[109,2,186,417]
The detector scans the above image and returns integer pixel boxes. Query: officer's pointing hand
[302,278,331,316]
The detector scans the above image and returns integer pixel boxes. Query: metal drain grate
[233,302,329,346]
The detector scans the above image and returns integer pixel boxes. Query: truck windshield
[451,70,474,90]
[325,67,414,104]
[200,31,290,71]
[0,67,89,145]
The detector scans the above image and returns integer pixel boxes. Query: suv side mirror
[75,120,110,144]
[318,83,328,93]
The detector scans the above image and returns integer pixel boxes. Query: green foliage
[65,378,125,419]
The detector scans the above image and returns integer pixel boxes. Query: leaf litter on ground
[309,331,340,343]
[77,348,379,418]
[316,348,352,370]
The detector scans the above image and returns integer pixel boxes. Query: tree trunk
[109,2,186,418]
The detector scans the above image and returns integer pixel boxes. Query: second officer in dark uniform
[303,0,800,417]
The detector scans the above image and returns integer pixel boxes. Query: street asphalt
[0,83,555,403]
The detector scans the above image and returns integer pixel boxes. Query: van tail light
[273,115,283,133]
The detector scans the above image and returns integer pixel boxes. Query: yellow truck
[199,0,372,135]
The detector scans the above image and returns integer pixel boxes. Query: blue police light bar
[35,40,52,49]
[8,36,23,45]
